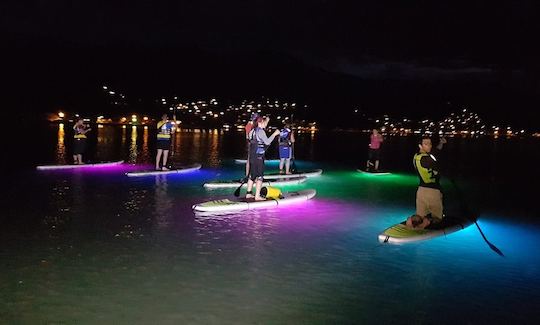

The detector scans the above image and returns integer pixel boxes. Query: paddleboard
[356,169,391,175]
[378,216,473,244]
[203,176,307,189]
[37,160,124,170]
[234,159,280,164]
[263,169,323,179]
[193,189,316,212]
[126,163,202,177]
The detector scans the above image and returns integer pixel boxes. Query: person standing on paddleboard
[244,113,259,177]
[246,116,280,201]
[155,114,175,171]
[366,128,383,171]
[413,135,447,224]
[73,118,91,164]
[278,123,295,174]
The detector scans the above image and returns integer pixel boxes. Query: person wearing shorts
[156,114,175,170]
[246,117,280,201]
[367,128,383,171]
[413,135,447,222]
[278,125,295,174]
[72,118,91,164]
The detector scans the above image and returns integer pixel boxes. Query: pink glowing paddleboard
[193,189,316,213]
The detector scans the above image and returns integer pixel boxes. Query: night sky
[4,1,540,128]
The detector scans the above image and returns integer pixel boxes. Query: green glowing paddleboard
[357,169,391,175]
[193,189,316,213]
[378,216,473,244]
[263,169,323,179]
[203,176,307,188]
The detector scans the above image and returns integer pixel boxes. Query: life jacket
[413,153,440,189]
[248,127,266,157]
[157,120,173,139]
[279,128,292,146]
[74,125,87,139]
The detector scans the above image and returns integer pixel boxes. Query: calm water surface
[1,124,539,324]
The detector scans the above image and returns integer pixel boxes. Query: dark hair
[418,135,431,145]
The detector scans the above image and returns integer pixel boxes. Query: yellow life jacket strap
[74,134,87,139]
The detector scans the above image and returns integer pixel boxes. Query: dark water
[1,124,539,324]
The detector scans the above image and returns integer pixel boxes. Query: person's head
[161,114,168,121]
[256,116,265,127]
[262,117,270,128]
[250,113,259,123]
[76,118,84,126]
[418,136,432,153]
[372,128,379,135]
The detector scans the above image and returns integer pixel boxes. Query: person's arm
[436,137,446,150]
[290,130,295,143]
[257,129,279,145]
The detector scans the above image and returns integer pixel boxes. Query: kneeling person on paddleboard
[246,117,280,201]
[413,136,447,222]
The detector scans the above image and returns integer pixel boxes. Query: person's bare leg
[156,149,163,170]
[254,179,264,200]
[162,150,170,170]
[246,179,254,198]
[73,155,78,164]
[285,159,291,174]
[245,161,250,177]
[279,158,285,173]
[77,154,83,164]
[375,160,379,171]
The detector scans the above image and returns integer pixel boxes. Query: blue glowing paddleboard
[378,216,473,244]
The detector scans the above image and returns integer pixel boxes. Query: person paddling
[366,128,383,171]
[278,123,295,174]
[411,135,447,227]
[246,117,280,201]
[73,118,91,164]
[156,114,175,171]
[244,113,259,177]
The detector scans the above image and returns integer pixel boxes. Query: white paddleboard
[126,164,202,177]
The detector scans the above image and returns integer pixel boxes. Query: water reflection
[129,126,138,163]
[154,175,173,230]
[55,123,66,164]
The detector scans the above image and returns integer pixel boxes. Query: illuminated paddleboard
[378,216,473,244]
[193,189,316,213]
[37,160,124,170]
[356,169,391,175]
[126,163,202,177]
[234,159,280,163]
[263,169,323,179]
[203,176,307,189]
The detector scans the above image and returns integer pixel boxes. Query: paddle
[290,142,297,173]
[289,114,297,173]
[449,177,504,257]
[234,160,250,197]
